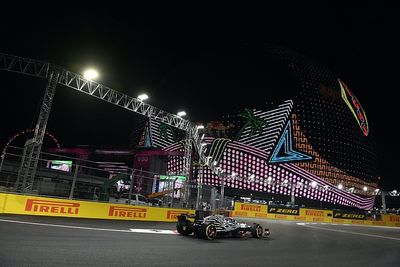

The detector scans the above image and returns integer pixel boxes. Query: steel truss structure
[0,52,215,195]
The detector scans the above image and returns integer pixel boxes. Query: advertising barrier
[1,193,399,227]
[232,202,267,218]
[301,208,330,222]
[0,193,194,222]
[231,201,400,227]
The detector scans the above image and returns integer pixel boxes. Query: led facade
[147,49,378,210]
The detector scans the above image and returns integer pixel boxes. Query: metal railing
[0,146,233,210]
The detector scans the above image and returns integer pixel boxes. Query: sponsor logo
[25,199,80,214]
[166,210,188,220]
[268,207,299,215]
[108,206,147,218]
[389,215,400,222]
[333,211,366,220]
[306,210,324,217]
[275,215,287,219]
[339,79,369,136]
[255,213,268,218]
[240,204,261,212]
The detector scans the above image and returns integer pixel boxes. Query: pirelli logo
[167,210,188,220]
[108,206,147,219]
[268,207,299,215]
[240,204,261,212]
[306,210,324,217]
[333,211,366,220]
[389,215,400,222]
[25,199,80,215]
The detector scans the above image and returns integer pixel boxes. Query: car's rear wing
[177,210,213,222]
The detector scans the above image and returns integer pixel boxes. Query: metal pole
[128,169,135,204]
[381,191,386,214]
[0,153,5,174]
[69,164,79,200]
[171,178,177,208]
[220,174,225,209]
[291,185,295,205]
[210,187,217,211]
[196,166,203,209]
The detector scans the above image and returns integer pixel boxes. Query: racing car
[176,210,270,240]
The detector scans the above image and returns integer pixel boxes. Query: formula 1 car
[176,210,270,240]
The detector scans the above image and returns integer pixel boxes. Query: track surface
[1,214,399,266]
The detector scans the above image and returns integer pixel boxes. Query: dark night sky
[0,2,397,190]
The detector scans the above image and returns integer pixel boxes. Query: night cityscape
[0,2,399,266]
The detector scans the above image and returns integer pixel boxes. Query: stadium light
[311,181,317,188]
[338,183,343,190]
[177,111,186,117]
[83,69,99,80]
[363,186,368,192]
[197,125,205,130]
[138,94,148,101]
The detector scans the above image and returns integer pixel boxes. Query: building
[146,48,378,210]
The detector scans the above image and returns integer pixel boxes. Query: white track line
[0,218,171,234]
[129,229,177,234]
[298,223,400,241]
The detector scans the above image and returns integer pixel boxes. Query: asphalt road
[0,214,399,267]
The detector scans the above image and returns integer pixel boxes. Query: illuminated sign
[48,160,73,172]
[339,79,369,136]
[159,175,186,181]
[108,206,147,218]
[269,120,312,163]
[25,199,80,214]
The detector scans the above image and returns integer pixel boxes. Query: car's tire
[198,223,217,240]
[251,223,263,238]
[176,220,193,235]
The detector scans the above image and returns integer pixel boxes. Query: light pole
[219,170,225,209]
[177,110,191,208]
[196,165,203,209]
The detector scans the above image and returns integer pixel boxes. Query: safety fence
[0,146,231,210]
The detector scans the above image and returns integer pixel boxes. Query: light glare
[83,69,98,80]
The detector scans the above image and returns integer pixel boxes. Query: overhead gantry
[0,52,217,202]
